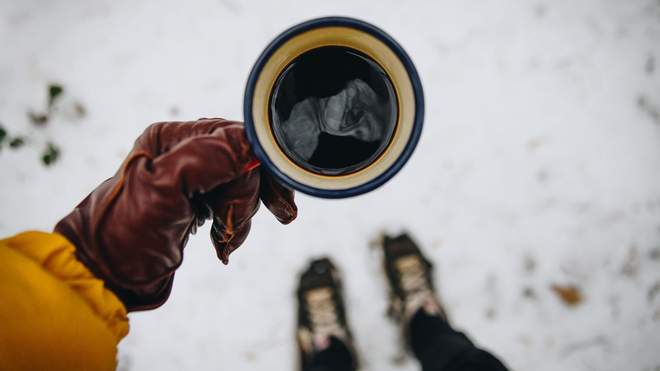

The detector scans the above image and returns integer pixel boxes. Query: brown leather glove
[55,118,297,311]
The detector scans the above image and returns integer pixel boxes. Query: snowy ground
[2,0,660,370]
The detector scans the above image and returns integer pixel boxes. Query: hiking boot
[296,257,358,369]
[381,233,446,328]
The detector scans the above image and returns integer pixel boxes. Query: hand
[55,118,297,311]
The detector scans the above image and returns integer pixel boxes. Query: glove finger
[150,122,257,195]
[212,219,252,265]
[205,169,261,264]
[133,118,238,156]
[260,170,297,224]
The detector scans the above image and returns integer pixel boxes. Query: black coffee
[270,46,398,175]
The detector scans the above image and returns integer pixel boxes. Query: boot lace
[305,287,345,342]
[395,256,434,318]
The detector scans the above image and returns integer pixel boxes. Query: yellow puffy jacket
[0,231,129,371]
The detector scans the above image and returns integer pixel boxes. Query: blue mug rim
[243,16,424,199]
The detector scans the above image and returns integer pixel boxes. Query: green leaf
[0,125,6,144]
[41,141,61,166]
[48,83,64,108]
[9,136,25,149]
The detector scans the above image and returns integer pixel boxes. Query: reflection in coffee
[270,47,398,175]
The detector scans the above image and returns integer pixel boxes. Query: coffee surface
[270,46,398,175]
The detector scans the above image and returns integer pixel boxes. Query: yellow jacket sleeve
[0,231,129,371]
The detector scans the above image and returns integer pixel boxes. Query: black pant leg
[409,310,509,371]
[303,336,356,371]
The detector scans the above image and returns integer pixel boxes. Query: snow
[2,0,660,370]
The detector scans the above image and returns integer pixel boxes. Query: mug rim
[244,16,424,198]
